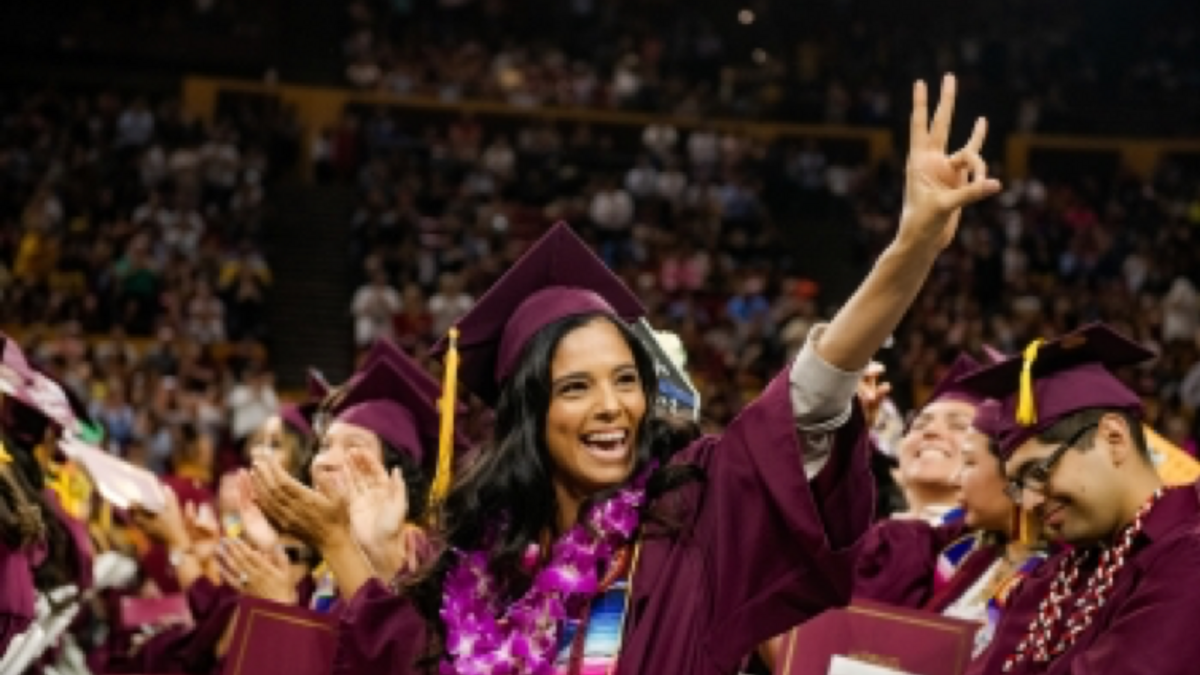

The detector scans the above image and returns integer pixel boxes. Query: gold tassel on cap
[430,327,460,510]
[1011,504,1036,546]
[1016,338,1045,426]
[0,440,12,465]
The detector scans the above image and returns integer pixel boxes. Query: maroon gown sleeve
[121,577,240,674]
[853,519,969,608]
[674,363,876,670]
[0,541,39,655]
[332,577,430,675]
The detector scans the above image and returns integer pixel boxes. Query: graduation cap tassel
[430,327,460,511]
[0,440,11,465]
[1016,339,1045,427]
[1012,504,1035,547]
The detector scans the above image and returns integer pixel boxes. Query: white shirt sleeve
[788,324,866,478]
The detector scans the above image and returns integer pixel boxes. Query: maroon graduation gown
[108,576,318,674]
[333,362,875,674]
[969,482,1200,675]
[0,540,44,655]
[853,518,971,608]
[108,577,239,674]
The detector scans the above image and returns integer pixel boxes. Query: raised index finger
[909,79,929,149]
[929,73,957,149]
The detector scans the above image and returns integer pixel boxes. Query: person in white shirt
[427,272,474,338]
[351,267,403,347]
[225,367,280,443]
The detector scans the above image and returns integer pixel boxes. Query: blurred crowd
[0,87,302,474]
[336,106,1200,450]
[341,0,1200,136]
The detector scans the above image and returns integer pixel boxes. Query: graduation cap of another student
[330,340,477,507]
[429,221,645,407]
[630,319,700,422]
[0,334,102,445]
[324,356,444,466]
[957,323,1155,459]
[279,368,331,438]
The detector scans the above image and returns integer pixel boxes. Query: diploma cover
[120,593,193,629]
[220,597,337,675]
[778,599,980,675]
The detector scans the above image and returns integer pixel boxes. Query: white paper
[827,654,915,675]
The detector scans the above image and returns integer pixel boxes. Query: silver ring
[240,573,249,587]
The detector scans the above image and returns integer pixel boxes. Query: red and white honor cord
[1003,488,1164,672]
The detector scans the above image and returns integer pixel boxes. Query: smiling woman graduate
[327,73,1002,675]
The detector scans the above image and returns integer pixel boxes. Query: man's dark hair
[1036,408,1150,460]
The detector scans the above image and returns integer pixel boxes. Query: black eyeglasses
[1004,422,1098,503]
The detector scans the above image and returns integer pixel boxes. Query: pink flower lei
[439,467,654,675]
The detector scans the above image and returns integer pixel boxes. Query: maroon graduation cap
[280,369,331,438]
[429,222,645,405]
[957,323,1154,459]
[324,340,470,466]
[0,333,81,443]
[924,354,986,408]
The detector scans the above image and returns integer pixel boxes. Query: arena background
[2,0,1199,472]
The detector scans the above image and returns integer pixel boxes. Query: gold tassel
[430,327,460,511]
[0,440,11,464]
[1016,338,1045,427]
[1011,504,1036,546]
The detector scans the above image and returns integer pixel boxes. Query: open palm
[249,455,348,550]
[900,75,1001,250]
[345,448,410,579]
[236,471,279,552]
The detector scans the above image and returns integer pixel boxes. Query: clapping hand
[218,537,296,604]
[249,454,348,550]
[235,470,280,552]
[345,447,413,580]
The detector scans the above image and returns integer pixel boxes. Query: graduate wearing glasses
[960,323,1200,675]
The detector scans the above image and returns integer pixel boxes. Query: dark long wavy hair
[0,430,77,591]
[409,313,703,630]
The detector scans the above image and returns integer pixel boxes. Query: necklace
[1002,489,1163,671]
[440,468,653,675]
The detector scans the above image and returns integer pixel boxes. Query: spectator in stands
[1163,277,1199,344]
[588,176,634,263]
[91,381,137,452]
[116,97,156,149]
[427,272,474,338]
[187,280,226,345]
[352,265,402,347]
[392,283,434,352]
[225,366,279,445]
[114,234,162,336]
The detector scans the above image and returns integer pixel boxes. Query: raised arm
[816,74,1001,372]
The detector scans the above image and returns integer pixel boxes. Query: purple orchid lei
[439,467,654,675]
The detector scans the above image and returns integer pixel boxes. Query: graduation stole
[1003,488,1163,670]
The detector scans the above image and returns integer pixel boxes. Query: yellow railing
[1006,134,1200,180]
[184,77,1200,182]
[182,76,895,179]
